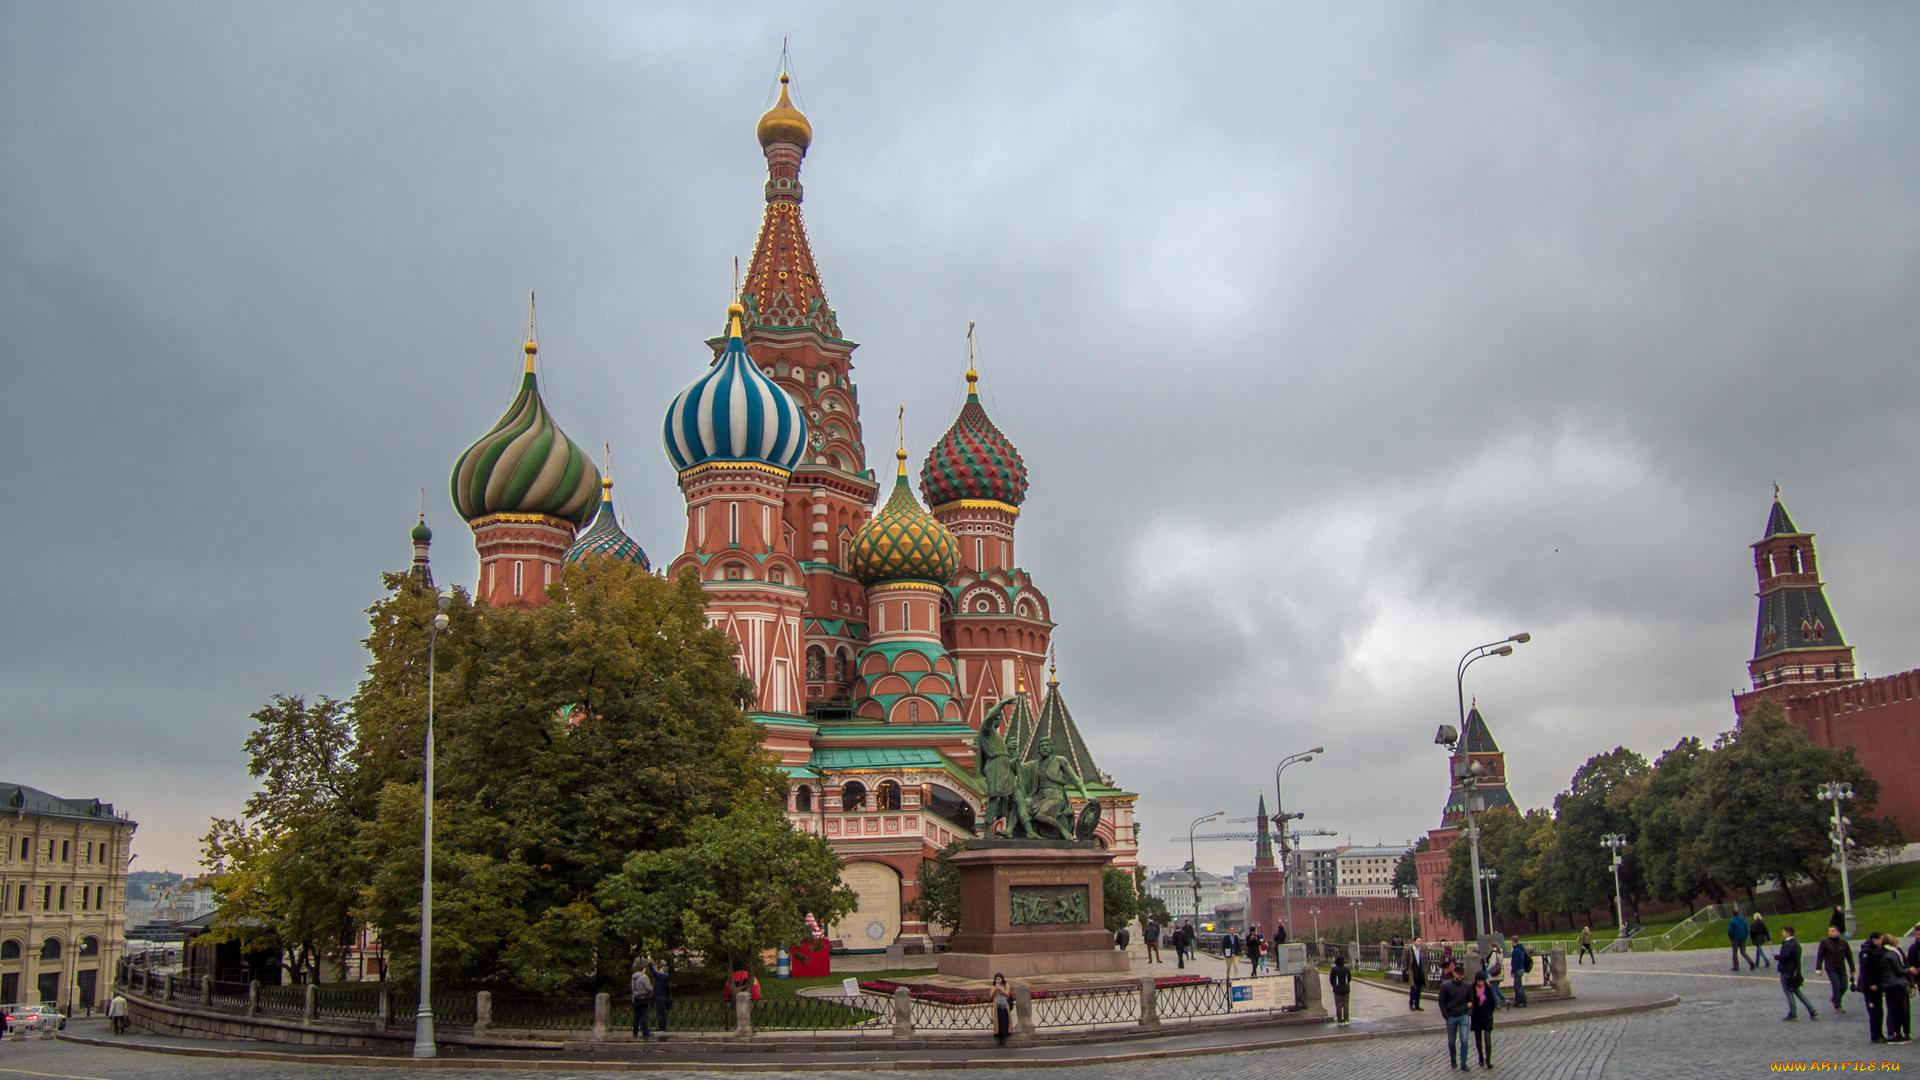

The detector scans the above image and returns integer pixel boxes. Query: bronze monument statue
[977,697,1102,842]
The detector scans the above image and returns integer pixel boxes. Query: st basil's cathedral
[434,73,1138,950]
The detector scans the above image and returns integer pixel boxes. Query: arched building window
[795,785,814,812]
[842,781,868,811]
[876,781,902,811]
[79,936,99,957]
[0,939,19,960]
[41,937,61,960]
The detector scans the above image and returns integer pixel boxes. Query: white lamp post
[1816,782,1856,937]
[413,589,452,1060]
[1273,747,1324,938]
[1600,833,1628,937]
[1445,633,1530,950]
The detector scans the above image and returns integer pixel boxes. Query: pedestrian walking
[629,962,655,1040]
[1831,905,1849,936]
[1777,926,1818,1021]
[1879,931,1913,1043]
[990,973,1012,1046]
[107,992,129,1035]
[1817,925,1856,1013]
[1751,912,1774,970]
[1860,931,1890,1043]
[650,960,671,1036]
[1221,928,1240,979]
[1329,952,1352,1025]
[1174,922,1189,969]
[1510,936,1531,1008]
[1258,933,1270,975]
[1437,964,1474,1070]
[1469,970,1497,1068]
[1144,919,1162,964]
[1729,911,1752,971]
[1116,924,1131,954]
[1578,925,1598,965]
[1408,937,1428,1011]
[1483,941,1506,1007]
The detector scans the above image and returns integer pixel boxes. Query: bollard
[1013,983,1034,1036]
[1297,966,1323,1013]
[475,989,492,1032]
[892,986,913,1036]
[376,984,391,1029]
[593,992,609,1040]
[163,974,175,1003]
[1551,942,1572,996]
[303,983,317,1025]
[246,980,260,1018]
[1137,975,1160,1030]
[200,976,212,1007]
[734,990,753,1037]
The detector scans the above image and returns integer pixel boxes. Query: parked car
[3,1004,66,1032]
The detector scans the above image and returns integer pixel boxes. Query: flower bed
[861,973,1215,1004]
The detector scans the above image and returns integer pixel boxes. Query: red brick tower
[718,71,880,720]
[450,308,600,607]
[1735,490,1857,711]
[1246,793,1287,936]
[923,337,1052,725]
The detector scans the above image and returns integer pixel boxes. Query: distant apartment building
[0,783,136,1009]
[1337,843,1413,897]
[1287,846,1344,897]
[1145,868,1245,923]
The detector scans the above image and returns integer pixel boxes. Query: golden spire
[1016,664,1027,695]
[965,320,979,398]
[727,301,745,339]
[895,404,908,477]
[523,290,539,373]
[756,69,813,151]
[1048,643,1058,686]
[601,442,614,501]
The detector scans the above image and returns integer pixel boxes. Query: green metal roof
[779,763,822,780]
[810,747,949,770]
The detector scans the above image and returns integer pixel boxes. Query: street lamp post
[1478,868,1500,933]
[1599,833,1628,937]
[1273,747,1324,939]
[414,590,452,1060]
[1442,633,1530,950]
[1310,906,1320,943]
[1816,782,1857,937]
[1351,899,1364,958]
[1188,810,1224,934]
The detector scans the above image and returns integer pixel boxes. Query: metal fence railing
[256,984,306,1019]
[208,980,251,1010]
[752,992,893,1030]
[1033,986,1139,1029]
[1157,980,1233,1019]
[488,995,595,1031]
[312,984,382,1021]
[906,998,996,1031]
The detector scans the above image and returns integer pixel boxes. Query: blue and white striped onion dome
[662,304,809,475]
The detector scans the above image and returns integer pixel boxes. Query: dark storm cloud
[2,1,1915,873]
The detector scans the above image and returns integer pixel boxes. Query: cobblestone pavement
[7,949,1915,1077]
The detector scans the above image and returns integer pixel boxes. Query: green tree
[1630,736,1722,909]
[1392,836,1429,898]
[199,695,364,981]
[1103,866,1139,934]
[1547,747,1650,925]
[596,799,857,974]
[1137,894,1171,931]
[910,840,968,933]
[1440,807,1532,930]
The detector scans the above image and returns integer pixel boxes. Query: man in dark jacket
[649,960,671,1036]
[1729,912,1752,972]
[1408,937,1428,1011]
[1777,926,1817,1020]
[1437,966,1475,1070]
[1817,925,1855,1013]
[1144,919,1161,964]
[1751,912,1774,970]
[1329,952,1353,1024]
[1510,937,1532,1008]
[1880,932,1913,1043]
[1860,932,1890,1043]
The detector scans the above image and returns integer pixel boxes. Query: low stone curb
[58,993,1678,1071]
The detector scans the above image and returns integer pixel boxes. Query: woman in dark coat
[1469,970,1498,1068]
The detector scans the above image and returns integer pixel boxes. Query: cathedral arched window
[806,647,826,682]
[795,785,813,812]
[908,700,922,723]
[876,781,902,811]
[842,781,868,811]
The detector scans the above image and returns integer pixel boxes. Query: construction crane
[1170,828,1338,844]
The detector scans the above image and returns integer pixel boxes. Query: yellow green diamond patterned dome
[850,450,960,586]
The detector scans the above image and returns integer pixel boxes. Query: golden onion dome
[756,72,813,151]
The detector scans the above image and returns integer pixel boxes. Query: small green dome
[450,340,600,527]
[850,450,960,586]
[410,514,433,543]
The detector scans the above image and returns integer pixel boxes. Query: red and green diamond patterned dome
[920,368,1027,510]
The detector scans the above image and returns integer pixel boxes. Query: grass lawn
[1675,861,1920,951]
[759,968,936,998]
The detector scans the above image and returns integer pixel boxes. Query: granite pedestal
[936,841,1131,981]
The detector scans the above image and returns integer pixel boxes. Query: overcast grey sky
[4,2,1916,877]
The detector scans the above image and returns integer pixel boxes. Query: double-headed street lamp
[1274,747,1324,938]
[1600,833,1628,937]
[1435,633,1530,950]
[1350,899,1364,955]
[1188,810,1224,932]
[414,589,453,1060]
[1816,782,1857,937]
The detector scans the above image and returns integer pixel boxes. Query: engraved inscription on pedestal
[1008,884,1090,926]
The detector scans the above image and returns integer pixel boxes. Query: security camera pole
[1816,782,1856,938]
[1446,633,1530,951]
